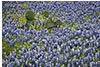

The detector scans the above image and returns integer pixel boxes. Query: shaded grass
[23,3,29,8]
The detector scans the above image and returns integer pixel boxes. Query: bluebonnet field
[2,1,100,67]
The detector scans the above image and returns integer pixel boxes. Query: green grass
[35,25,41,31]
[60,51,63,55]
[2,38,15,56]
[2,43,14,56]
[43,10,49,18]
[70,56,73,62]
[19,16,26,27]
[99,57,100,61]
[19,16,26,23]
[87,64,90,67]
[98,48,100,51]
[80,54,84,58]
[13,14,18,22]
[86,15,90,22]
[40,43,44,48]
[21,63,23,67]
[2,34,33,57]
[23,3,29,8]
[54,59,57,67]
[76,56,79,60]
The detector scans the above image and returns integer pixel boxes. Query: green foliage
[18,16,26,28]
[44,17,56,29]
[25,10,35,21]
[44,17,62,30]
[13,14,18,22]
[22,10,62,31]
[60,51,63,55]
[98,47,100,51]
[43,10,49,18]
[55,19,62,26]
[25,10,36,30]
[35,25,41,30]
[23,3,29,8]
[86,15,90,21]
[25,21,33,30]
[19,16,26,23]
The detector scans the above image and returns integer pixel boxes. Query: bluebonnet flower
[2,47,5,51]
[10,42,15,48]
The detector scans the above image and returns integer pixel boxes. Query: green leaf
[13,14,18,22]
[45,17,56,29]
[25,22,30,30]
[43,10,49,18]
[25,10,35,21]
[23,3,29,8]
[19,16,26,23]
[55,19,62,26]
[44,17,62,30]
[86,15,90,21]
[24,19,35,30]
